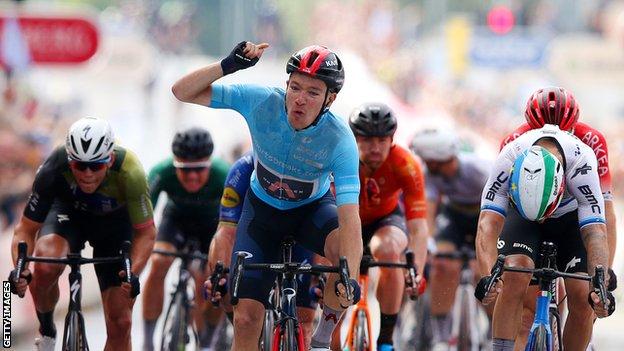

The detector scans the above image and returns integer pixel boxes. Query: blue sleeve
[210,84,274,123]
[332,135,360,206]
[219,154,254,223]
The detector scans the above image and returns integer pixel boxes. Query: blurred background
[1,0,623,349]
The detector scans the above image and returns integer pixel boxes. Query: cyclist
[142,127,229,351]
[410,128,492,350]
[9,117,153,351]
[499,86,618,349]
[207,151,320,348]
[345,102,428,351]
[172,41,362,351]
[476,124,615,351]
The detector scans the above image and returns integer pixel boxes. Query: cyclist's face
[424,158,457,177]
[286,73,336,130]
[69,158,113,194]
[356,136,392,170]
[174,156,211,193]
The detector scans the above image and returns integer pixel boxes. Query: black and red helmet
[286,45,345,93]
[524,87,579,131]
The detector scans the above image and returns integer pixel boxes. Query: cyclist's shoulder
[388,144,420,167]
[230,152,254,173]
[34,145,68,187]
[149,157,175,175]
[573,121,608,142]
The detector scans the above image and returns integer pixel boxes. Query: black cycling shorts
[230,189,338,307]
[156,204,218,253]
[498,209,587,273]
[435,205,479,249]
[361,206,407,249]
[39,202,133,291]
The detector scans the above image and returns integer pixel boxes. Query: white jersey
[480,125,605,229]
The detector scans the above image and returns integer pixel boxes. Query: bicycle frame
[62,254,90,351]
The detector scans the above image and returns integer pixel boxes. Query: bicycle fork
[525,291,553,351]
[344,274,373,351]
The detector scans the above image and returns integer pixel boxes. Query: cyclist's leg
[369,211,408,349]
[142,210,178,349]
[31,204,82,343]
[428,207,462,347]
[514,285,538,351]
[492,210,541,349]
[295,191,347,350]
[229,190,284,350]
[90,213,135,350]
[554,212,593,351]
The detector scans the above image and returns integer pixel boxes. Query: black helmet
[348,102,397,137]
[172,127,214,160]
[286,45,345,93]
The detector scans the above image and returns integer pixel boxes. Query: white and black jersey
[480,124,605,229]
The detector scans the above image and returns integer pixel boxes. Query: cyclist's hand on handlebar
[118,270,140,299]
[220,41,269,75]
[607,267,617,291]
[309,273,326,306]
[203,276,228,303]
[335,278,361,308]
[405,274,427,299]
[8,268,31,297]
[475,275,503,305]
[589,290,615,318]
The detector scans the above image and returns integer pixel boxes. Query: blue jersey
[219,152,254,224]
[210,84,360,210]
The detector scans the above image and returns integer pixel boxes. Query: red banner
[0,15,99,65]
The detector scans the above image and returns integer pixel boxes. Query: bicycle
[154,240,210,351]
[12,240,132,351]
[342,251,419,351]
[435,247,488,351]
[231,236,352,351]
[487,241,609,351]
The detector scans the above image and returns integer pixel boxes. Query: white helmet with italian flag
[509,145,565,222]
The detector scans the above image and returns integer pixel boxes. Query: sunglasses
[173,160,211,173]
[69,160,109,172]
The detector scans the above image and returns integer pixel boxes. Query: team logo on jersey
[221,187,240,208]
[571,163,592,179]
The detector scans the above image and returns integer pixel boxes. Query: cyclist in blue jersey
[173,41,362,351]
[207,152,319,348]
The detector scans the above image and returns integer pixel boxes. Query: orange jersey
[359,145,427,225]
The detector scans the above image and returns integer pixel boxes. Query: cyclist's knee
[106,311,132,337]
[370,227,406,261]
[32,236,68,281]
[233,301,264,331]
[148,252,174,277]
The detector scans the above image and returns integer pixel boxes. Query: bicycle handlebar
[405,251,419,301]
[121,241,132,284]
[208,261,230,307]
[152,249,208,262]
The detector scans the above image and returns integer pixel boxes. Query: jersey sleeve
[209,84,274,123]
[147,159,169,207]
[577,127,613,201]
[499,123,531,151]
[23,151,62,223]
[219,154,253,224]
[480,145,515,217]
[121,151,154,229]
[332,135,360,206]
[396,149,427,220]
[566,148,606,229]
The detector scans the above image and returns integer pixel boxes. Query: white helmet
[410,128,459,161]
[65,117,115,162]
[509,145,565,222]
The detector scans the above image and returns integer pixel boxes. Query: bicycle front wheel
[62,311,88,351]
[526,325,550,351]
[352,310,370,351]
[160,291,187,351]
[549,310,562,351]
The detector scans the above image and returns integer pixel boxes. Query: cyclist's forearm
[171,62,223,105]
[475,211,504,277]
[131,225,156,275]
[11,216,41,265]
[604,200,617,267]
[581,223,609,275]
[407,218,428,276]
[337,204,363,277]
[209,223,237,267]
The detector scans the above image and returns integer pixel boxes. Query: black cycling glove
[474,275,493,302]
[7,269,32,295]
[220,41,260,75]
[335,278,361,307]
[607,267,617,291]
[588,290,616,317]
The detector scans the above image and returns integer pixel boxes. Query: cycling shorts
[498,209,587,273]
[435,205,479,249]
[39,202,133,292]
[361,206,407,248]
[230,189,338,307]
[156,204,218,253]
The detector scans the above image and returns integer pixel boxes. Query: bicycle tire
[63,311,83,351]
[526,325,550,351]
[549,310,562,351]
[262,310,275,351]
[458,289,472,351]
[283,319,298,351]
[160,291,187,351]
[353,309,370,351]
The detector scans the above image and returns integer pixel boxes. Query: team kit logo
[221,187,240,208]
